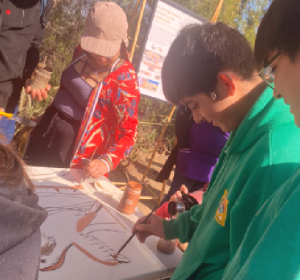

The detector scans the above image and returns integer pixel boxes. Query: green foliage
[172,0,271,48]
[40,0,91,91]
[137,95,176,151]
[138,96,173,123]
[237,0,270,48]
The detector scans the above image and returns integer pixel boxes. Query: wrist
[163,219,177,240]
[100,159,110,173]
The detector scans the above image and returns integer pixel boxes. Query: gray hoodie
[0,181,47,280]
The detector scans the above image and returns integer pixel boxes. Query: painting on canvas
[36,187,165,280]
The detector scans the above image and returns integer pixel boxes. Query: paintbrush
[81,149,97,183]
[113,206,159,259]
[74,149,97,194]
[0,111,36,127]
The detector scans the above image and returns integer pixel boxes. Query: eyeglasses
[258,49,284,90]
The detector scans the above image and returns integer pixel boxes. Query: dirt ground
[109,151,174,216]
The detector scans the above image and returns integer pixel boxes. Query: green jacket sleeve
[163,203,204,243]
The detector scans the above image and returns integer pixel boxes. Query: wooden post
[128,0,142,33]
[211,0,225,23]
[129,0,147,61]
[157,179,167,206]
[141,106,176,182]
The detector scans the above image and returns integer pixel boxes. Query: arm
[133,200,203,244]
[155,143,178,183]
[24,0,53,101]
[163,203,204,244]
[98,74,140,171]
[175,106,193,149]
[23,0,54,81]
[85,69,140,178]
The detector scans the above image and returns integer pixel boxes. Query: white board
[137,0,207,102]
[37,187,166,280]
[27,167,182,279]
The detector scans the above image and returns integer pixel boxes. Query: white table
[27,167,182,280]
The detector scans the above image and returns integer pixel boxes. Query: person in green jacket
[221,1,300,279]
[132,23,300,280]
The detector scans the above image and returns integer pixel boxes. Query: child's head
[255,0,300,127]
[0,135,33,191]
[162,23,258,132]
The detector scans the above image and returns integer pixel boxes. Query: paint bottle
[118,181,142,214]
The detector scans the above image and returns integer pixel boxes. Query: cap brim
[81,31,127,57]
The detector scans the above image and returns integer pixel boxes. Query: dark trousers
[0,78,24,112]
[160,168,206,205]
[24,105,81,168]
[0,78,24,141]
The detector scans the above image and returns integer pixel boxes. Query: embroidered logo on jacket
[215,190,229,226]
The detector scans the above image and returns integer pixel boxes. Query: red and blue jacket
[71,45,140,173]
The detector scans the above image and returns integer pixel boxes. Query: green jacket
[222,165,300,280]
[163,87,300,280]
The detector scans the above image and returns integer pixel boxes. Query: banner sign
[137,0,207,102]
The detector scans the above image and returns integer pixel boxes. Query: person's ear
[217,72,236,97]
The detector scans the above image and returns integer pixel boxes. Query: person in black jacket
[0,0,53,142]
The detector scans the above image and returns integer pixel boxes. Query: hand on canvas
[85,159,108,179]
[25,79,51,101]
[132,214,165,243]
[169,185,189,202]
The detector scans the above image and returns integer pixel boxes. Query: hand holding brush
[84,157,109,180]
[113,206,160,259]
[132,207,165,243]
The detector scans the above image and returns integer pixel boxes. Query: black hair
[255,0,300,67]
[162,22,256,104]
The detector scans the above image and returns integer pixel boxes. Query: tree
[171,0,271,48]
[237,0,270,47]
[40,0,92,88]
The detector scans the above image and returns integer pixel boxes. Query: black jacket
[156,106,194,182]
[0,0,53,82]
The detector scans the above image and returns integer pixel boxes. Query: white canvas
[37,187,166,280]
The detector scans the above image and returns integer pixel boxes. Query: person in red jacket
[25,2,140,179]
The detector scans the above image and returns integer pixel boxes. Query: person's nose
[192,111,205,124]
